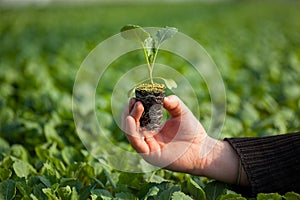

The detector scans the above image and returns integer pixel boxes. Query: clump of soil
[135,83,166,130]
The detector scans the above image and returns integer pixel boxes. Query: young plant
[120,24,178,130]
[121,24,178,90]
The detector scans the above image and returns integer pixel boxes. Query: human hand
[122,95,209,174]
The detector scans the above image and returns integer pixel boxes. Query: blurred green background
[0,1,300,199]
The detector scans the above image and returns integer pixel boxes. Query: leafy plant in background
[0,2,300,199]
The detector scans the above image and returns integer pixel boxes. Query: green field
[1,1,300,199]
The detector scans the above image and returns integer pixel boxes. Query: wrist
[191,137,241,184]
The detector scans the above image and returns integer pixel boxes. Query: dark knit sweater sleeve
[225,132,300,195]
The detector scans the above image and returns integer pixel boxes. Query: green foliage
[121,24,177,86]
[1,1,300,199]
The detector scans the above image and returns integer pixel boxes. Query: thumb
[163,95,185,117]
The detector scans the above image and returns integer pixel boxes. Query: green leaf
[257,193,282,200]
[10,144,29,162]
[79,183,97,200]
[12,159,36,178]
[0,180,16,200]
[284,192,300,200]
[118,172,144,190]
[186,176,206,200]
[91,188,113,198]
[115,192,136,200]
[172,191,193,200]
[16,180,32,196]
[143,186,159,200]
[0,137,10,155]
[161,78,177,90]
[120,24,150,43]
[0,167,12,181]
[204,181,227,200]
[42,188,58,200]
[38,176,52,188]
[144,36,156,63]
[71,187,79,200]
[104,168,116,189]
[156,26,178,47]
[62,146,82,165]
[219,193,246,200]
[57,186,72,199]
[156,182,180,200]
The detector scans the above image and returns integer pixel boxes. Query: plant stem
[149,45,160,84]
[141,42,154,84]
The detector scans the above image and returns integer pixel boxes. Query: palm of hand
[139,100,206,172]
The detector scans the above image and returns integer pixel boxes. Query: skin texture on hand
[122,95,249,186]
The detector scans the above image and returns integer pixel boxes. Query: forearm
[225,132,300,195]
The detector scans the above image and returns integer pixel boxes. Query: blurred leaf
[143,186,159,200]
[115,192,136,200]
[42,188,57,200]
[156,182,180,200]
[0,137,10,158]
[12,159,36,178]
[218,193,246,200]
[62,146,82,165]
[284,192,300,200]
[186,176,206,200]
[162,78,177,90]
[204,181,227,200]
[91,188,113,199]
[0,180,16,200]
[172,191,193,200]
[10,144,29,162]
[257,193,282,200]
[0,167,12,181]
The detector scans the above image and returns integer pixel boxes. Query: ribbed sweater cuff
[225,132,300,195]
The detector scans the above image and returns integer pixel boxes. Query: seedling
[121,24,178,130]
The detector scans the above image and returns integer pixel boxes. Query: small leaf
[186,176,206,200]
[284,192,300,200]
[79,183,96,200]
[162,78,177,90]
[143,186,159,200]
[219,193,246,200]
[156,26,178,46]
[91,188,113,198]
[172,191,193,200]
[12,159,36,178]
[157,182,180,200]
[43,188,57,200]
[0,180,16,200]
[0,137,10,155]
[57,186,72,199]
[104,168,116,189]
[10,144,29,162]
[120,24,150,42]
[0,167,12,181]
[257,193,282,200]
[144,36,156,63]
[62,146,82,165]
[71,187,79,200]
[204,181,227,200]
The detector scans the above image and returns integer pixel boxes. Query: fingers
[125,116,150,154]
[122,99,151,154]
[130,101,144,124]
[163,95,185,118]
